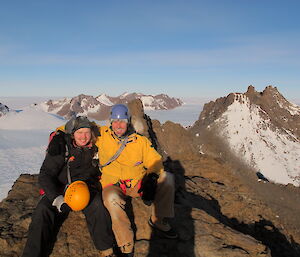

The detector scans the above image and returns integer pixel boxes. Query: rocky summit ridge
[1,87,300,257]
[191,85,300,186]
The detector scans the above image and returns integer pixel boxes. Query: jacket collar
[110,123,136,140]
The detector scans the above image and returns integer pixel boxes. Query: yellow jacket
[96,126,164,188]
[56,125,164,188]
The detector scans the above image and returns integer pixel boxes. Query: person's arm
[142,136,164,176]
[38,153,66,202]
[138,136,163,205]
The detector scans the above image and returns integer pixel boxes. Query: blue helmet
[110,104,130,121]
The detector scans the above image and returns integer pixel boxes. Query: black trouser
[22,192,113,257]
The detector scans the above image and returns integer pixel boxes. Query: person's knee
[103,189,125,210]
[158,172,175,189]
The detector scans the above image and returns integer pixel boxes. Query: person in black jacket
[22,116,115,257]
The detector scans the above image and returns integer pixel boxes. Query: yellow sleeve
[56,125,65,132]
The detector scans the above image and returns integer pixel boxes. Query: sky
[0,0,300,101]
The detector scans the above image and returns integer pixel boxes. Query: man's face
[73,128,92,147]
[111,120,128,137]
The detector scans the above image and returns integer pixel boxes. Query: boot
[149,216,178,239]
[120,242,134,257]
[121,253,134,257]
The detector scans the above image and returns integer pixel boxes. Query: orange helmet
[64,181,90,211]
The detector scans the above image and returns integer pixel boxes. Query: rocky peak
[262,85,280,95]
[247,85,300,139]
[190,85,300,187]
[246,85,256,94]
[245,85,262,102]
[0,102,9,117]
[95,93,114,106]
[194,85,299,138]
[70,94,101,111]
[192,93,234,131]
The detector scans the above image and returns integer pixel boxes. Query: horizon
[1,87,300,110]
[0,1,300,99]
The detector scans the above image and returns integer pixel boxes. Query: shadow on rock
[178,174,300,257]
[144,157,196,257]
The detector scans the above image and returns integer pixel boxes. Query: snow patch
[96,94,114,106]
[0,129,51,200]
[276,98,300,116]
[0,106,65,130]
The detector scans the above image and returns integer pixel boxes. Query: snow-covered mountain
[191,85,300,186]
[38,93,183,120]
[39,94,110,121]
[0,103,9,117]
[116,92,183,110]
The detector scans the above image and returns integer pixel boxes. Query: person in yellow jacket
[99,104,177,257]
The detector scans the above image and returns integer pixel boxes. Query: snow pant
[102,171,175,253]
[22,192,114,257]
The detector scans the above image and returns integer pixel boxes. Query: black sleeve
[47,131,70,156]
[38,153,66,202]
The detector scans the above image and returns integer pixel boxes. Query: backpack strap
[99,136,128,170]
[66,155,74,186]
[62,135,72,185]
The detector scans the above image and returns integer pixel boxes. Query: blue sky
[0,0,299,101]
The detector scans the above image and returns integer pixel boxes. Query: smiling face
[73,128,92,147]
[111,120,128,137]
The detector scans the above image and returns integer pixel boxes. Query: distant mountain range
[37,92,183,120]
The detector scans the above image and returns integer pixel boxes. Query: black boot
[121,253,134,257]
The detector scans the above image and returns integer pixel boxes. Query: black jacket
[39,140,100,202]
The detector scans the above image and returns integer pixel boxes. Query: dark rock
[0,102,9,117]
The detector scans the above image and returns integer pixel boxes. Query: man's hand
[52,195,71,213]
[47,131,66,156]
[138,173,159,206]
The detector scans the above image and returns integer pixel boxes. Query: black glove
[60,203,72,213]
[47,131,66,156]
[138,173,159,206]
